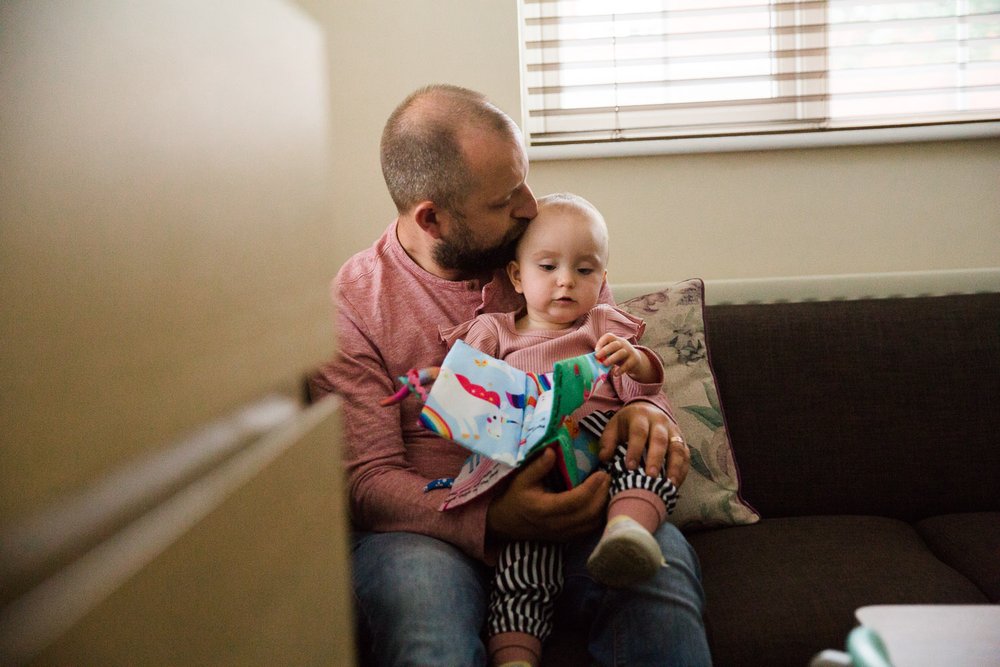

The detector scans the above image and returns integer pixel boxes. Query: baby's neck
[514,312,575,333]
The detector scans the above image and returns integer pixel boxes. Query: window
[520,0,1000,154]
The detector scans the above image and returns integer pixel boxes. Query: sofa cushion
[916,512,1000,602]
[701,293,1000,521]
[687,515,989,667]
[619,279,758,530]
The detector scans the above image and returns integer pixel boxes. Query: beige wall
[306,0,999,284]
[529,140,1000,283]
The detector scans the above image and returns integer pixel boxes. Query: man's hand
[487,448,610,542]
[598,402,690,485]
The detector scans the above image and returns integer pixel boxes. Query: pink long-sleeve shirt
[440,304,667,418]
[312,222,672,562]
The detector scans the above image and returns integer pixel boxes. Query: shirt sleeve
[439,315,502,357]
[599,304,648,345]
[313,282,493,562]
[594,304,677,424]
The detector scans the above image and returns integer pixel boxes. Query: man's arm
[320,290,493,560]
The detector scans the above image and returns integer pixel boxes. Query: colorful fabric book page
[439,455,514,511]
[420,340,611,508]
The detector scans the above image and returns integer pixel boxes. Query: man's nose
[512,184,537,221]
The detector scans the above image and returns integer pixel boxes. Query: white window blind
[521,0,1000,147]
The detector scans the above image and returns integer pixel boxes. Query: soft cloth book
[386,340,611,508]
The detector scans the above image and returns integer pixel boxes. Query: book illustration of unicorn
[421,366,518,443]
[382,340,611,488]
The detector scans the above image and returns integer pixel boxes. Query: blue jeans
[352,524,711,666]
[557,523,712,665]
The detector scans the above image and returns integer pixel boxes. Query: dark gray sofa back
[703,293,1000,521]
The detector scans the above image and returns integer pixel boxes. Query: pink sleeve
[315,284,492,561]
[598,304,647,345]
[439,315,502,357]
[595,305,676,423]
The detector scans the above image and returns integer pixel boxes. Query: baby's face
[508,203,608,330]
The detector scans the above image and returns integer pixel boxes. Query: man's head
[381,84,537,275]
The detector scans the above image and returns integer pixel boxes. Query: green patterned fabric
[620,279,759,530]
[545,352,611,487]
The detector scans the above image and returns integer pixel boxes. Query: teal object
[847,626,892,667]
[543,352,611,487]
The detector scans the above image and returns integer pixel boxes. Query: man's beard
[433,218,528,275]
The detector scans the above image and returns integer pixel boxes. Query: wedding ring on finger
[669,436,686,445]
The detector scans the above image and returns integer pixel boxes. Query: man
[313,84,711,666]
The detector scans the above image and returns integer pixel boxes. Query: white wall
[307,0,1000,284]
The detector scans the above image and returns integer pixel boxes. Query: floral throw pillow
[619,278,759,530]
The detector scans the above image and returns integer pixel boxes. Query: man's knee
[655,521,702,575]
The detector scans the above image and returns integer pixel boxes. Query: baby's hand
[595,334,643,378]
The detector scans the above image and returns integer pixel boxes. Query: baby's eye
[538,264,556,272]
[578,267,594,275]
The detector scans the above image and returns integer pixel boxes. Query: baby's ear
[507,260,524,294]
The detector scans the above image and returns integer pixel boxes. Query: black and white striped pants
[488,416,679,640]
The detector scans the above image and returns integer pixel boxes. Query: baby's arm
[595,333,659,384]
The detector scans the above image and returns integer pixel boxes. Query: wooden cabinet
[0,1,352,663]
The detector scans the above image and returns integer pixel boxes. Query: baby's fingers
[596,333,618,348]
[596,336,622,360]
[597,340,634,375]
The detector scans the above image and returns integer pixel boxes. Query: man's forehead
[461,127,525,178]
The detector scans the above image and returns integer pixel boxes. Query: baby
[441,193,680,667]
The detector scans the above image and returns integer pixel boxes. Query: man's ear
[507,260,524,294]
[413,200,444,240]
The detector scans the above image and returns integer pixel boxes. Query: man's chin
[434,221,526,275]
[486,240,519,269]
[490,229,527,266]
[436,244,517,275]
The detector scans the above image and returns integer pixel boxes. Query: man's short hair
[380,84,518,216]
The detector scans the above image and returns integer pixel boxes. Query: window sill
[527,121,1000,161]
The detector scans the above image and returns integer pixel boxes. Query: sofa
[541,271,1000,667]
